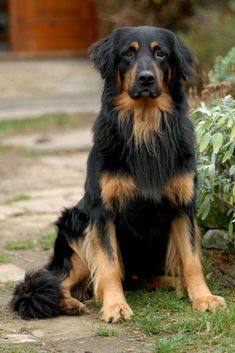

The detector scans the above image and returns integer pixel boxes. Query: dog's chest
[128,141,176,201]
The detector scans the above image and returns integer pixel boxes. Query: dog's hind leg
[84,222,133,323]
[60,242,90,315]
[166,215,226,312]
[143,276,185,297]
[11,204,90,319]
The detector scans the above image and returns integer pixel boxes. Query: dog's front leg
[168,216,226,312]
[88,220,133,323]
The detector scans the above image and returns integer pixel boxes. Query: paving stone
[2,129,92,152]
[0,59,102,119]
[0,205,24,220]
[0,264,25,283]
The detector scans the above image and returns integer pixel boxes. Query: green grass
[124,272,235,353]
[154,334,190,353]
[39,226,57,251]
[4,239,36,250]
[0,145,14,154]
[1,193,31,205]
[0,252,11,263]
[0,112,94,137]
[96,326,118,337]
[3,226,57,252]
[4,281,15,289]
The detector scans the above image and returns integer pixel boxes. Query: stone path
[0,58,102,119]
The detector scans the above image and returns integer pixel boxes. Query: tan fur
[162,172,195,205]
[116,91,173,150]
[88,223,123,301]
[60,250,89,314]
[165,227,183,278]
[130,41,140,51]
[168,68,172,84]
[150,41,159,51]
[166,217,226,311]
[115,60,173,149]
[100,172,138,209]
[122,62,137,93]
[116,69,122,89]
[83,224,132,322]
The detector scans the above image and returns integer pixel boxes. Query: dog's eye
[155,49,166,58]
[124,50,134,58]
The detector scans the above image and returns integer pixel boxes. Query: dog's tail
[10,203,89,319]
[10,269,62,319]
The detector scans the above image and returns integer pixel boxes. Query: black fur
[11,205,89,319]
[11,26,198,319]
[10,270,62,319]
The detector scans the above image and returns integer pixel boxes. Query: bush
[210,47,235,86]
[192,95,235,236]
[179,10,235,73]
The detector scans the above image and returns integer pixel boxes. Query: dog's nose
[138,71,155,85]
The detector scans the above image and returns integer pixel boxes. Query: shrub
[179,10,235,73]
[209,47,235,86]
[192,95,235,236]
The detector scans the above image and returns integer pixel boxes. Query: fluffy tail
[10,269,62,319]
[10,202,89,319]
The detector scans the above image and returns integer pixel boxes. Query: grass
[4,281,15,289]
[154,334,190,353]
[1,193,31,205]
[0,112,94,137]
[0,252,11,263]
[39,226,57,251]
[124,272,235,353]
[96,326,118,337]
[3,226,57,252]
[0,145,15,154]
[4,239,36,250]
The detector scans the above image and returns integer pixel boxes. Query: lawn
[124,272,235,353]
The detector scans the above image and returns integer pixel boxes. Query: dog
[11,26,226,323]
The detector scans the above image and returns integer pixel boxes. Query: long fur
[11,26,200,319]
[11,205,89,319]
[10,270,62,319]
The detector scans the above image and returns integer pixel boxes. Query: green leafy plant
[192,95,235,235]
[210,47,235,86]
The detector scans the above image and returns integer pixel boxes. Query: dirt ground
[0,124,155,353]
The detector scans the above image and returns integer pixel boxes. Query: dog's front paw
[192,295,226,312]
[101,302,133,323]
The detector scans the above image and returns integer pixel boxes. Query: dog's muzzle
[130,70,161,99]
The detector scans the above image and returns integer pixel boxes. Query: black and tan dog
[11,26,226,323]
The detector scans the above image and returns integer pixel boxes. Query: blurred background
[0,0,234,69]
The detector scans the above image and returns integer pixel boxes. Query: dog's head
[90,26,196,101]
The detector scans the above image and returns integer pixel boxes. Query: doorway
[0,0,8,51]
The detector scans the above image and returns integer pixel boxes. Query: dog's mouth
[129,88,161,100]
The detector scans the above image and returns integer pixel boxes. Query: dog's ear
[89,35,114,80]
[172,34,197,81]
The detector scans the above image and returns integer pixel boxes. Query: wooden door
[9,0,98,52]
